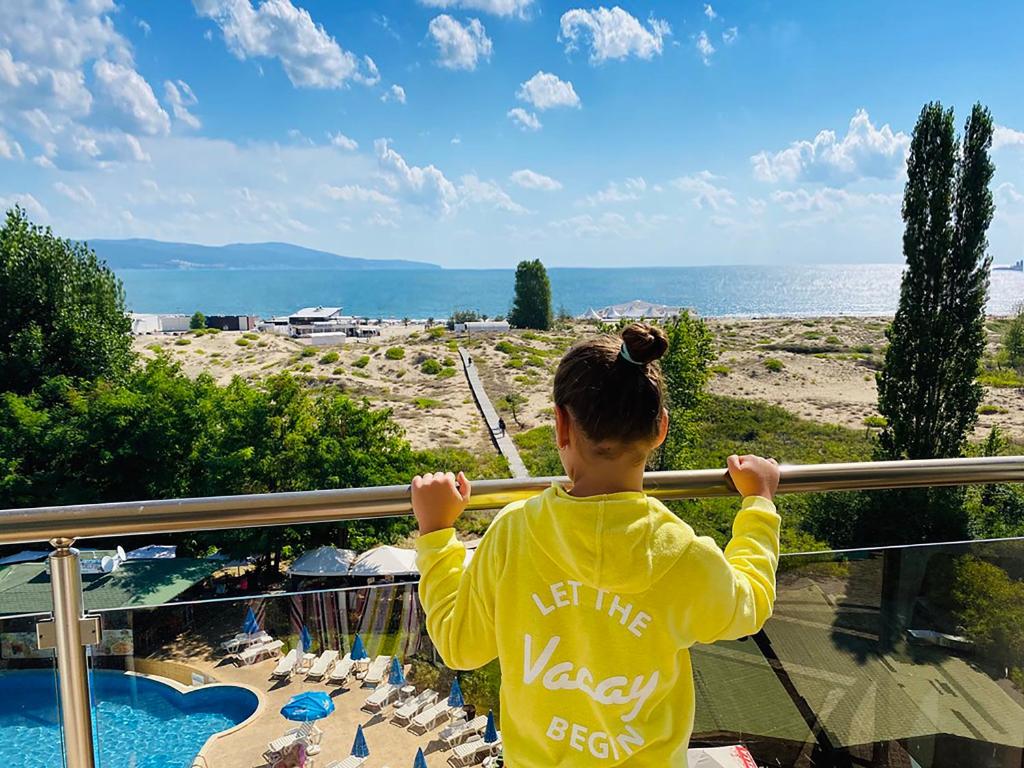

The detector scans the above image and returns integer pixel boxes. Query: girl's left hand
[411,471,471,535]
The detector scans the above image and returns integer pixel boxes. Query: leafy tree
[508,259,552,330]
[877,102,994,461]
[189,311,206,330]
[1002,304,1024,372]
[951,556,1024,674]
[0,207,132,394]
[657,312,715,470]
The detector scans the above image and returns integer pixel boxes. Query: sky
[1,0,1024,269]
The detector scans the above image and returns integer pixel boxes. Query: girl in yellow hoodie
[413,322,781,766]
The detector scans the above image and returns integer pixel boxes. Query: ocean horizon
[117,263,1024,320]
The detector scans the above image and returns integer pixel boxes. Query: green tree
[1002,304,1024,372]
[878,102,994,462]
[190,311,206,330]
[508,259,552,330]
[0,208,132,394]
[657,312,714,470]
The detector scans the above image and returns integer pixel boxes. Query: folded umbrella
[280,691,335,723]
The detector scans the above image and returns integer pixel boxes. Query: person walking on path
[498,417,507,437]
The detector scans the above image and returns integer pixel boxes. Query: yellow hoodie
[415,485,780,767]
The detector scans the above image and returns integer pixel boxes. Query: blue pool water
[0,669,258,768]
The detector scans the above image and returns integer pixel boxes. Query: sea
[116,264,1024,319]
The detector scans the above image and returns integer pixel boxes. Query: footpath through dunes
[457,347,529,478]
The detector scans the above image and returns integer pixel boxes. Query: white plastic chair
[271,648,298,679]
[306,649,339,680]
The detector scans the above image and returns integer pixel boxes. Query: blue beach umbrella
[350,634,368,661]
[388,656,405,686]
[483,710,498,744]
[300,624,313,653]
[351,724,370,758]
[413,747,428,768]
[242,607,259,635]
[447,677,464,708]
[280,691,335,723]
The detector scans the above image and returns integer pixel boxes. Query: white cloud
[163,79,201,129]
[328,131,358,150]
[751,109,910,185]
[321,183,395,205]
[417,0,534,18]
[451,135,462,145]
[770,187,900,213]
[995,182,1023,205]
[583,177,646,206]
[428,15,493,70]
[516,71,580,110]
[92,60,170,135]
[703,4,717,20]
[137,19,152,36]
[375,138,458,215]
[671,171,736,210]
[353,55,380,86]
[192,0,377,89]
[696,31,715,65]
[559,7,670,63]
[0,192,49,221]
[510,169,562,191]
[0,128,24,160]
[507,107,541,131]
[53,181,96,206]
[993,125,1024,151]
[459,175,527,213]
[722,26,738,44]
[382,84,406,104]
[549,211,653,239]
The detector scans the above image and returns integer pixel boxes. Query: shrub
[978,404,1007,415]
[385,347,405,360]
[243,332,259,340]
[300,347,317,358]
[300,363,313,372]
[427,327,445,340]
[353,355,370,368]
[764,358,784,373]
[175,338,191,346]
[863,415,888,428]
[414,397,443,410]
[979,369,1024,388]
[332,367,345,375]
[421,359,443,375]
[319,350,340,365]
[505,358,524,369]
[825,335,841,345]
[437,367,456,379]
[495,340,516,354]
[710,364,730,376]
[525,355,545,368]
[235,338,250,347]
[853,344,874,354]
[802,331,822,340]
[442,357,455,367]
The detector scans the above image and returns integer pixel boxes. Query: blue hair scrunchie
[619,342,643,365]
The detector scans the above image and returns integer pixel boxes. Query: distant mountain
[86,239,441,271]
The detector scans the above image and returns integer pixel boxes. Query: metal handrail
[0,456,1021,547]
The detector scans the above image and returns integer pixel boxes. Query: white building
[456,320,511,334]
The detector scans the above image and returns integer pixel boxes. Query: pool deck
[188,653,468,768]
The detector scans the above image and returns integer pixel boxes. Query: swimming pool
[0,669,259,768]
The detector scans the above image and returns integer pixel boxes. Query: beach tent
[126,545,177,560]
[287,546,356,577]
[350,546,418,577]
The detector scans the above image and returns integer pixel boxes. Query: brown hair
[553,322,668,447]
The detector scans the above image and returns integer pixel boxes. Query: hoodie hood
[523,484,694,594]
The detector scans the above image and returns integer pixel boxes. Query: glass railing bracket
[35,616,101,651]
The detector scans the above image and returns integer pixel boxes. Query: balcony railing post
[47,538,98,768]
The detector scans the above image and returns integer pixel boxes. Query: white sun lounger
[220,630,269,654]
[263,721,322,762]
[362,654,391,686]
[361,682,400,713]
[271,648,298,679]
[440,716,487,749]
[329,654,354,684]
[409,700,456,734]
[448,733,501,767]
[306,649,339,680]
[238,638,283,665]
[324,757,367,768]
[392,689,437,726]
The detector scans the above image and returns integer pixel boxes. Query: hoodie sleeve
[678,496,781,644]
[415,528,499,671]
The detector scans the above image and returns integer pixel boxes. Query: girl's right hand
[727,454,780,500]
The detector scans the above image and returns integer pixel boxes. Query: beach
[135,315,1024,450]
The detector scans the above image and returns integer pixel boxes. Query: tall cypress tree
[508,259,553,330]
[878,102,994,461]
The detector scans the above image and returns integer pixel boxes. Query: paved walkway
[458,347,529,478]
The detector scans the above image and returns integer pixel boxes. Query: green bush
[353,355,370,368]
[243,332,259,340]
[980,369,1024,388]
[863,415,888,428]
[189,311,206,330]
[437,367,456,379]
[427,327,445,340]
[385,347,406,360]
[505,358,524,369]
[319,350,340,365]
[300,363,313,372]
[414,397,443,409]
[234,338,250,347]
[763,358,784,373]
[300,347,317,358]
[825,335,841,345]
[853,343,874,354]
[495,340,516,354]
[421,359,443,375]
[978,404,1007,415]
[442,357,455,367]
[525,355,545,367]
[332,367,345,375]
[175,338,191,346]
[710,364,730,376]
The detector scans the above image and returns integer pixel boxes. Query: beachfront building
[128,313,191,334]
[206,315,260,332]
[455,320,511,334]
[258,316,292,335]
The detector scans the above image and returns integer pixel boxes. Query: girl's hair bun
[620,322,669,365]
